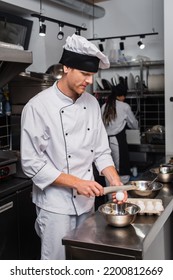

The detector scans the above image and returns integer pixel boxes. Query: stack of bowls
[150,164,173,183]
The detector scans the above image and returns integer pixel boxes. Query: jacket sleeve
[126,104,139,129]
[20,102,61,190]
[93,104,115,173]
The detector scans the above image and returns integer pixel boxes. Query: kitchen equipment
[0,42,32,88]
[147,175,158,186]
[126,129,141,144]
[111,77,117,86]
[150,167,173,183]
[145,125,165,144]
[128,180,163,198]
[127,72,135,90]
[9,72,56,105]
[148,74,164,91]
[0,150,17,180]
[46,64,63,80]
[101,79,112,90]
[95,77,104,90]
[159,163,173,174]
[98,202,140,227]
[134,75,141,89]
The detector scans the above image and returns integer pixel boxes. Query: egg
[154,201,164,211]
[146,201,154,211]
[116,191,124,201]
[137,201,145,212]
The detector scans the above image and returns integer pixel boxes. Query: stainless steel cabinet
[0,183,40,260]
[0,193,19,259]
[17,185,40,260]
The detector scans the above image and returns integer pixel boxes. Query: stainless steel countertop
[62,171,173,259]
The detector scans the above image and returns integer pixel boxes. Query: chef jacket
[101,100,138,135]
[21,82,114,216]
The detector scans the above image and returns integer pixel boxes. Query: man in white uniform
[21,34,124,260]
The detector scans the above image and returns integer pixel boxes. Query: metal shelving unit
[93,60,165,133]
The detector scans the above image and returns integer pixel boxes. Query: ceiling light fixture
[138,39,145,49]
[31,13,87,38]
[57,23,64,40]
[137,35,145,49]
[75,28,81,35]
[38,0,46,37]
[119,42,124,51]
[98,43,104,52]
[87,32,158,42]
[39,18,46,36]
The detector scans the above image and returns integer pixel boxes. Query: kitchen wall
[164,0,173,158]
[90,0,164,61]
[0,0,164,72]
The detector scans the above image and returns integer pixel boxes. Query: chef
[20,34,124,260]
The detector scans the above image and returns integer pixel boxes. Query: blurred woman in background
[101,83,139,184]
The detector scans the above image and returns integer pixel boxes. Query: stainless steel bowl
[150,167,173,183]
[98,202,140,227]
[159,164,173,174]
[129,180,163,198]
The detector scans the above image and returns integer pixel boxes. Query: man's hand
[53,173,104,198]
[75,179,104,197]
[112,191,128,204]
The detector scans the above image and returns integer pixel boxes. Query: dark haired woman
[101,84,138,183]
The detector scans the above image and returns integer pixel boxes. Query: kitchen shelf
[94,60,164,93]
[94,90,164,98]
[94,60,165,134]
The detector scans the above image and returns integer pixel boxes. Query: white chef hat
[59,34,110,72]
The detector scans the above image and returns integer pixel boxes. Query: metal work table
[62,173,173,260]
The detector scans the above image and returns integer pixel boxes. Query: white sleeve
[20,103,61,190]
[126,104,139,129]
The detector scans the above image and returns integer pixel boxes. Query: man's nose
[85,75,93,84]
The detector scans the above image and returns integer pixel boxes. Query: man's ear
[63,65,68,74]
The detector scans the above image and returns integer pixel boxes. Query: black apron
[109,127,131,176]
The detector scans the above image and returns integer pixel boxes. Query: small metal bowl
[128,180,163,198]
[150,167,173,183]
[159,164,173,174]
[98,202,140,227]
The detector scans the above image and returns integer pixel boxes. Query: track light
[75,28,81,35]
[88,32,158,42]
[119,42,124,51]
[137,39,145,49]
[32,14,87,39]
[39,19,46,36]
[98,43,104,52]
[57,23,64,40]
